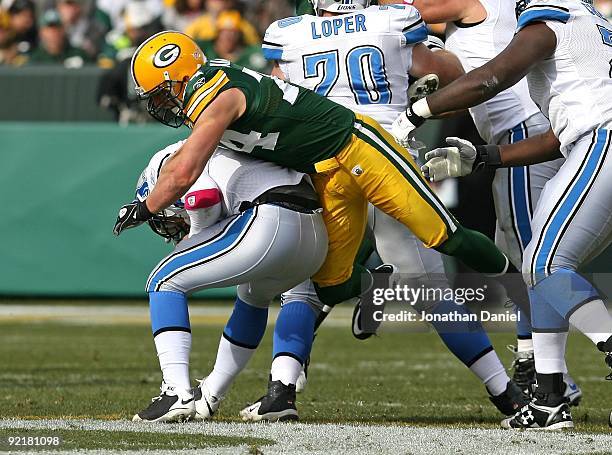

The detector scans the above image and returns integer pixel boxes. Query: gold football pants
[311,114,458,287]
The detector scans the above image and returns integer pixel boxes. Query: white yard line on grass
[0,305,353,327]
[1,419,612,455]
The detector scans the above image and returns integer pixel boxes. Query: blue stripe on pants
[534,130,608,277]
[147,208,257,292]
[509,123,532,251]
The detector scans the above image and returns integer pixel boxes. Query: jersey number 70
[302,45,392,105]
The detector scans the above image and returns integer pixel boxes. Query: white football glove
[420,137,478,182]
[391,107,426,148]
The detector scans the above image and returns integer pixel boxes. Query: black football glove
[113,200,154,236]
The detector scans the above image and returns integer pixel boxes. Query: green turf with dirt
[2,317,611,438]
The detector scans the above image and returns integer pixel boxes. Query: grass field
[1,303,612,453]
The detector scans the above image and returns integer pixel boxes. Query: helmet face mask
[147,209,190,243]
[144,81,187,128]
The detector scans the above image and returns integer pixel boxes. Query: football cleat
[193,378,222,421]
[239,380,299,422]
[132,381,195,423]
[507,345,536,394]
[295,356,309,394]
[488,380,531,416]
[501,389,574,430]
[352,264,398,340]
[563,373,582,407]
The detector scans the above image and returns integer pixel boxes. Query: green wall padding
[0,123,235,298]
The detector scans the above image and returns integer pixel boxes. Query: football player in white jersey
[391,0,581,404]
[397,0,612,430]
[242,0,531,421]
[130,142,329,422]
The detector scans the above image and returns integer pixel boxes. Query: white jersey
[445,0,540,144]
[141,142,306,234]
[517,0,612,154]
[262,4,428,131]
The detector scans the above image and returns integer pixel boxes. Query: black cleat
[239,380,299,422]
[133,382,195,423]
[489,380,531,416]
[352,264,397,340]
[501,388,574,430]
[507,345,536,394]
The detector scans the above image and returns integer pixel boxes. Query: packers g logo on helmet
[153,44,181,68]
[131,31,205,128]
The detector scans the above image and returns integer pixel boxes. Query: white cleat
[132,381,195,423]
[563,373,583,407]
[295,368,307,394]
[193,378,222,421]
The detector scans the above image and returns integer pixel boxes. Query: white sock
[469,350,509,396]
[568,299,612,345]
[516,338,534,353]
[154,331,191,392]
[270,355,303,386]
[205,335,255,398]
[533,331,568,374]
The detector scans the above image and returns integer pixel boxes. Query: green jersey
[183,59,356,173]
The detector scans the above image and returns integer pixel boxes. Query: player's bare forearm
[402,0,483,24]
[424,24,556,116]
[412,45,464,88]
[145,89,246,213]
[499,128,562,166]
[271,62,287,80]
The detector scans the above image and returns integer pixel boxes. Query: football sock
[470,350,509,396]
[436,226,508,275]
[315,264,369,307]
[533,331,568,374]
[154,331,192,392]
[568,299,612,345]
[271,355,303,386]
[273,300,316,364]
[428,300,507,394]
[206,335,255,398]
[516,336,534,353]
[206,297,268,398]
[149,291,192,392]
[515,304,533,349]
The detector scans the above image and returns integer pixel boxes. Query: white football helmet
[135,161,190,244]
[313,0,370,15]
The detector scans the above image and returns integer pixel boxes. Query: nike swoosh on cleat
[181,398,194,405]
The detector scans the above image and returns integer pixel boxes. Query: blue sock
[223,298,268,349]
[515,306,533,340]
[533,270,599,320]
[273,301,316,364]
[429,300,493,367]
[529,288,569,332]
[149,291,190,336]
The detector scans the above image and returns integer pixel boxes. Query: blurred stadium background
[2,0,612,452]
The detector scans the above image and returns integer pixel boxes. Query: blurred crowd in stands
[0,0,294,120]
[0,0,292,68]
[2,0,611,122]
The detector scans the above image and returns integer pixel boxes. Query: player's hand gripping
[113,200,154,236]
[421,137,478,182]
[391,105,427,148]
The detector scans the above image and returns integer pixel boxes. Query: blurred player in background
[401,0,612,430]
[130,142,327,422]
[387,0,581,404]
[240,0,531,422]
